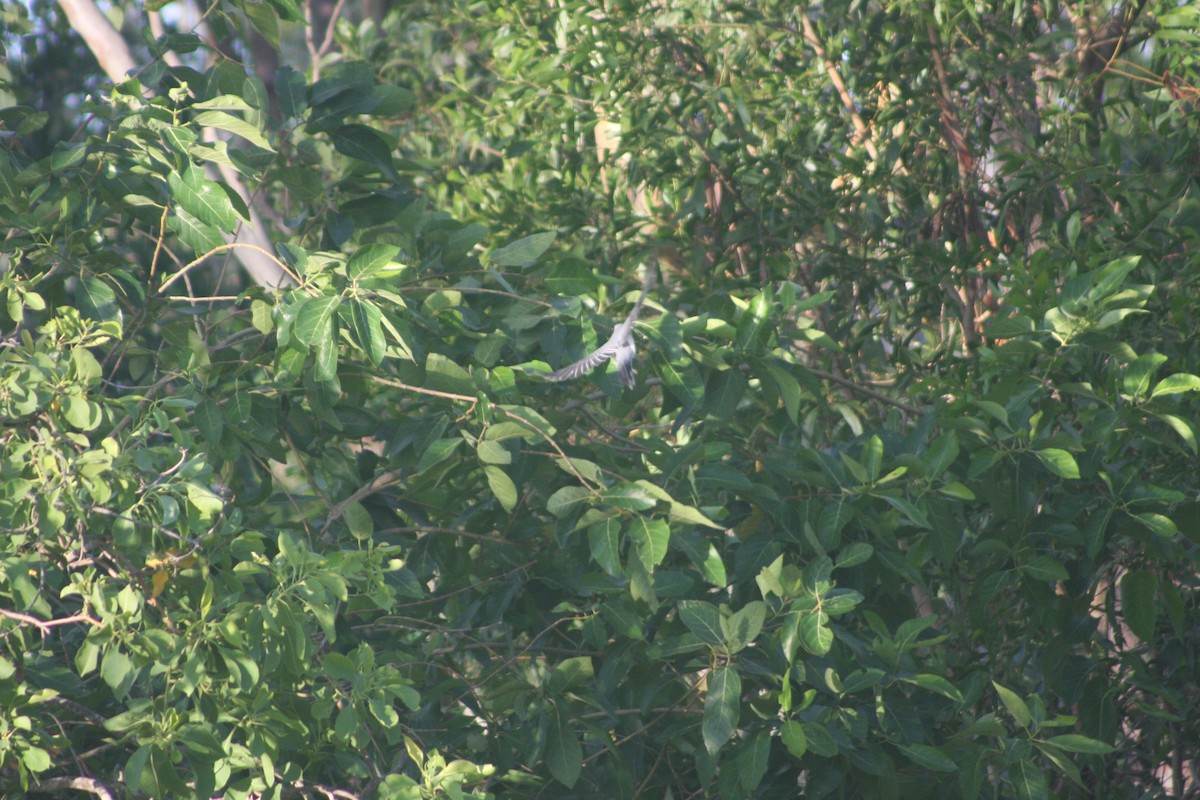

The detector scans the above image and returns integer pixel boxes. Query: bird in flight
[545,266,655,389]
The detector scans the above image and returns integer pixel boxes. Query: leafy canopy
[2,0,1200,798]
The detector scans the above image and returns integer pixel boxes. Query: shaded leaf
[703,665,740,755]
[484,465,518,512]
[678,600,723,646]
[546,703,582,788]
[1120,570,1158,640]
[993,682,1032,728]
[491,231,556,267]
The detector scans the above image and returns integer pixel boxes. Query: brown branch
[807,366,920,415]
[30,777,116,800]
[322,469,405,534]
[797,10,878,161]
[0,607,103,633]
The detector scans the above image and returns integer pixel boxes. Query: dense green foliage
[2,0,1200,798]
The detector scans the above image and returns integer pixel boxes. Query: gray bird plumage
[545,267,654,389]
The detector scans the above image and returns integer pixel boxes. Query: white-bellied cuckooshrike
[545,266,655,389]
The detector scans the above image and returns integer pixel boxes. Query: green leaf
[546,657,595,694]
[416,438,460,474]
[877,495,932,528]
[862,435,883,482]
[835,542,874,569]
[1153,413,1197,453]
[627,516,670,572]
[668,500,723,529]
[343,502,374,541]
[323,652,356,680]
[925,432,960,478]
[1020,555,1070,582]
[678,600,723,646]
[1122,352,1168,397]
[241,1,280,46]
[275,65,308,118]
[293,295,340,345]
[737,729,771,791]
[169,206,225,256]
[899,743,958,772]
[63,396,102,431]
[77,276,120,322]
[721,601,765,653]
[900,674,963,704]
[818,501,853,549]
[1032,448,1079,479]
[424,352,475,395]
[1120,570,1158,640]
[484,465,518,512]
[50,141,87,172]
[1151,372,1200,397]
[705,369,747,421]
[196,398,224,444]
[546,702,582,787]
[938,481,976,500]
[1043,734,1115,754]
[331,124,395,174]
[334,704,359,740]
[803,721,839,756]
[347,243,400,280]
[993,682,1032,728]
[735,287,774,351]
[780,720,807,758]
[490,231,556,267]
[603,482,657,511]
[1132,512,1176,538]
[167,163,239,230]
[22,745,53,773]
[545,261,598,295]
[764,362,803,423]
[547,485,591,517]
[476,440,511,465]
[822,589,863,615]
[703,665,741,755]
[101,648,133,693]
[193,110,275,151]
[1011,757,1050,800]
[186,482,224,518]
[588,517,622,576]
[344,298,385,365]
[313,336,338,382]
[797,609,833,655]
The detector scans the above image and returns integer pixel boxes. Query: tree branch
[57,0,294,289]
[29,776,116,800]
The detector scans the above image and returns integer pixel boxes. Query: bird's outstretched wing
[544,265,655,388]
[544,333,624,383]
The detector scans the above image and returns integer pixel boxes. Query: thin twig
[158,242,301,294]
[0,607,102,633]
